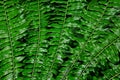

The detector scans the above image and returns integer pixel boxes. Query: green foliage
[0,0,120,80]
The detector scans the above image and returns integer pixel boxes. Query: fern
[0,0,120,80]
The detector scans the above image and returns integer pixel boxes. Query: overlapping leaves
[0,0,120,80]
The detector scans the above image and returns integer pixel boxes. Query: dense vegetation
[0,0,120,80]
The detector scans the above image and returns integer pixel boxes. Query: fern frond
[0,0,28,80]
[38,0,70,80]
[21,0,50,80]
